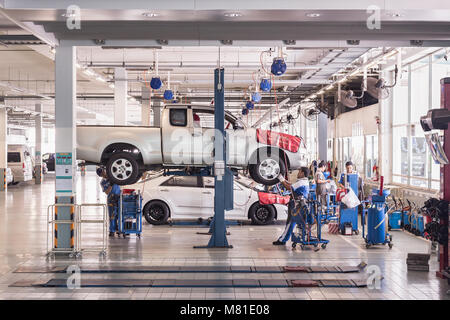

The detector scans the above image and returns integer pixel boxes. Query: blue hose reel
[260,78,272,92]
[150,77,162,90]
[271,58,287,76]
[163,89,173,100]
[251,92,262,103]
[245,101,255,110]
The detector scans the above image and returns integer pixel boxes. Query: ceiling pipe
[251,98,290,128]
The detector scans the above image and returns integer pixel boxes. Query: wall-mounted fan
[315,100,329,114]
[339,90,358,108]
[365,65,398,100]
[301,105,321,121]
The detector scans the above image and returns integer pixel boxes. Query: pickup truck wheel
[249,203,276,225]
[106,152,140,186]
[249,155,286,186]
[143,201,170,225]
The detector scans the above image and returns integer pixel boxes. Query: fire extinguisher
[372,165,379,181]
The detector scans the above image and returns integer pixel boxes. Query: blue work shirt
[291,178,310,198]
[101,178,121,202]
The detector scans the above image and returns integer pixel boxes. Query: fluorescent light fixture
[96,76,106,82]
[142,11,160,18]
[306,13,321,18]
[61,12,76,18]
[108,84,115,89]
[387,12,404,18]
[224,12,242,18]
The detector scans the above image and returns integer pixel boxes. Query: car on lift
[77,104,307,186]
[125,174,287,225]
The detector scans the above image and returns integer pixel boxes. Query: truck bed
[76,125,162,165]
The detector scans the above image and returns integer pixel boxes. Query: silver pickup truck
[77,105,307,186]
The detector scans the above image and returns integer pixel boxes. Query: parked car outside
[7,144,33,183]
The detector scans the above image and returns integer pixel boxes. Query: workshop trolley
[291,199,329,250]
[118,190,143,238]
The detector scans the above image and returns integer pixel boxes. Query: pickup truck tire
[249,155,286,186]
[143,200,170,225]
[249,203,276,225]
[106,152,140,186]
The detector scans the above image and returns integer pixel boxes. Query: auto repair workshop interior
[0,1,449,305]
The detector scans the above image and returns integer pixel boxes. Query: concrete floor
[0,172,448,300]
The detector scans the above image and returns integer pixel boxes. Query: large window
[391,50,448,190]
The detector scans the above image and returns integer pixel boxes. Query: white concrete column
[317,112,328,162]
[54,44,77,252]
[35,103,43,184]
[378,68,393,184]
[153,100,161,127]
[0,106,7,191]
[114,67,127,125]
[141,86,151,126]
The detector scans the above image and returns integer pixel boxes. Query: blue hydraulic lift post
[195,68,233,248]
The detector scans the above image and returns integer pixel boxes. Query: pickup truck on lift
[76,105,307,186]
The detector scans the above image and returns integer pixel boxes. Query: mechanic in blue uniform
[338,161,364,200]
[97,167,121,237]
[272,166,310,245]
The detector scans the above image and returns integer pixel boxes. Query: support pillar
[114,67,127,125]
[35,103,43,184]
[0,106,6,191]
[195,68,232,249]
[378,68,393,184]
[141,86,151,126]
[54,45,77,253]
[153,100,161,127]
[318,112,328,162]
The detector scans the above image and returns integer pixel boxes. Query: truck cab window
[170,109,187,127]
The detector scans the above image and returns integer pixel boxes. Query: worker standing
[315,161,330,212]
[338,161,364,201]
[272,167,310,245]
[97,167,121,237]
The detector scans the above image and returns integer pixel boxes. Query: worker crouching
[97,167,121,237]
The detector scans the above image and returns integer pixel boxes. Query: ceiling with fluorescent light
[0,1,449,128]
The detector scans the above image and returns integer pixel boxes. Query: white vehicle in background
[126,174,287,225]
[5,168,13,185]
[7,144,33,183]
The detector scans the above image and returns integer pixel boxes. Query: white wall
[328,103,379,138]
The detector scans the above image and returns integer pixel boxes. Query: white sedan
[126,174,287,225]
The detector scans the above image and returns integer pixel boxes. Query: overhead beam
[59,39,450,48]
[0,8,58,46]
[3,0,450,10]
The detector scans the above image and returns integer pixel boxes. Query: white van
[7,144,33,183]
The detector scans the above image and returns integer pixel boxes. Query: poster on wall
[401,137,409,177]
[411,137,427,177]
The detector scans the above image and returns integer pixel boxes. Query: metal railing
[47,203,108,259]
[77,203,108,257]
